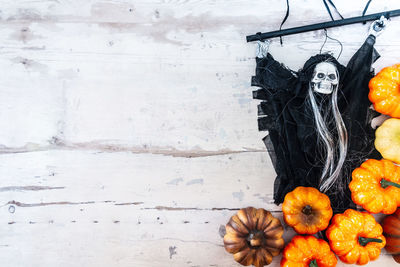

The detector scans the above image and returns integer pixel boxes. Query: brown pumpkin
[223,207,285,267]
[383,208,400,263]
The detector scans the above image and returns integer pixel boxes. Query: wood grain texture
[0,0,399,266]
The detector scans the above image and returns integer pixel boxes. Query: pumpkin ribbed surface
[223,207,284,267]
[350,159,400,214]
[369,64,400,118]
[383,208,400,263]
[326,209,386,265]
[282,187,333,235]
[281,235,337,267]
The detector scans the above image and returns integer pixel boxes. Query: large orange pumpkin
[369,63,400,118]
[326,209,386,265]
[382,208,400,263]
[349,159,400,214]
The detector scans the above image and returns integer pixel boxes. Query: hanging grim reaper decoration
[251,18,388,212]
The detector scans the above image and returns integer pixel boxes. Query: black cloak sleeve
[341,35,380,154]
[251,53,297,132]
[252,53,313,204]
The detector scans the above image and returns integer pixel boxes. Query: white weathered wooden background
[0,0,399,266]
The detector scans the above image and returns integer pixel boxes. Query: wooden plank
[0,150,394,266]
[0,150,277,210]
[0,150,281,266]
[0,0,399,151]
[0,207,288,267]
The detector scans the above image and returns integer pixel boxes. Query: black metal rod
[246,9,400,42]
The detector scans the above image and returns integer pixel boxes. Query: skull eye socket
[317,73,325,79]
[328,74,337,80]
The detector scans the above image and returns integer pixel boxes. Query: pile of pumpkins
[223,64,400,267]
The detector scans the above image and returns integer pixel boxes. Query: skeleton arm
[256,40,271,58]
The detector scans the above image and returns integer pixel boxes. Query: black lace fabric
[252,35,381,213]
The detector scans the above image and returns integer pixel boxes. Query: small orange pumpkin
[326,209,386,265]
[281,235,337,267]
[382,208,400,263]
[349,159,400,214]
[369,63,400,118]
[282,186,333,234]
[223,207,285,267]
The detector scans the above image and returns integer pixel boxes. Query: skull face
[311,62,339,94]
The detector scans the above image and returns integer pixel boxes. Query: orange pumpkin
[282,187,333,234]
[382,208,400,263]
[223,207,285,267]
[369,63,400,118]
[349,159,400,214]
[326,209,386,265]
[281,235,337,267]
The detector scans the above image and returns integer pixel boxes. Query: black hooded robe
[252,35,381,212]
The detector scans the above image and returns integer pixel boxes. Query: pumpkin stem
[309,259,318,267]
[358,236,383,246]
[381,179,400,189]
[247,230,264,248]
[302,205,313,215]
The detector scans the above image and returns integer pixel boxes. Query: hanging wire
[279,0,290,45]
[322,0,344,21]
[279,0,344,45]
[362,0,373,24]
[277,0,369,48]
[319,28,343,60]
[362,0,373,16]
